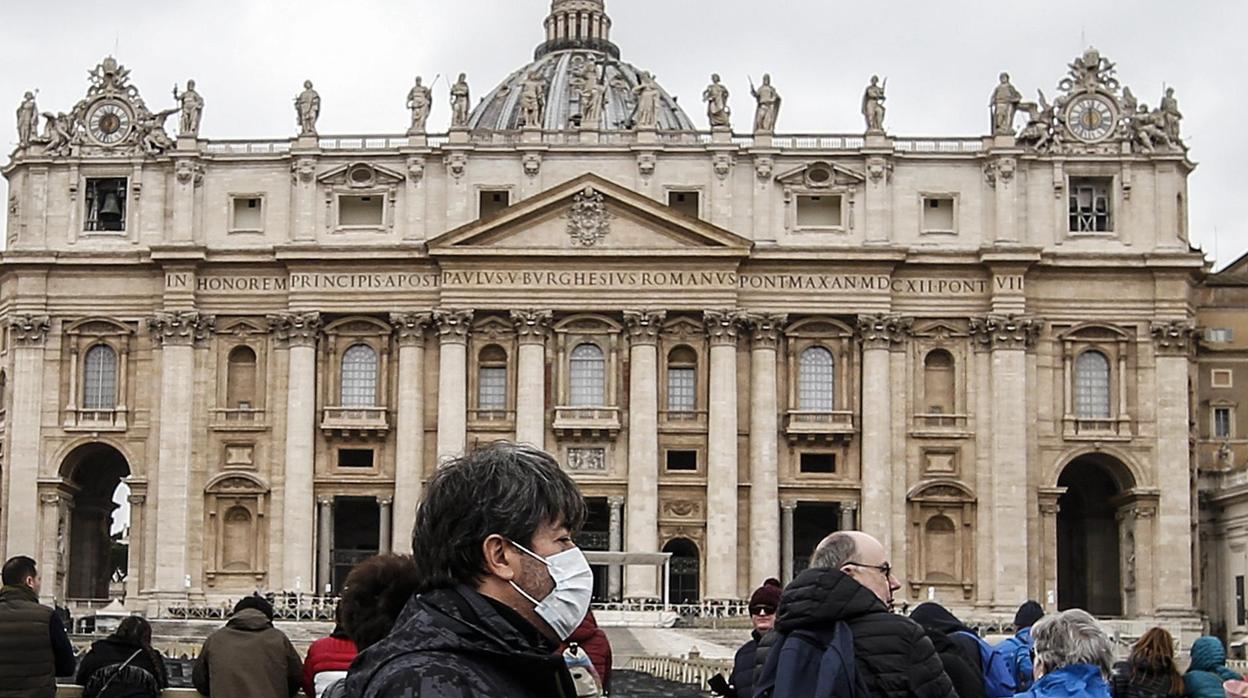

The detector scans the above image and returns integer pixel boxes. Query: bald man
[754,531,957,698]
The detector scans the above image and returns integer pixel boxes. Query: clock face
[87,100,133,145]
[1066,95,1117,143]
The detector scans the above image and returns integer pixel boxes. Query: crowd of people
[0,441,1244,697]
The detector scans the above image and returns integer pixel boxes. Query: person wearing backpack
[909,607,986,698]
[75,615,168,698]
[995,601,1043,695]
[912,602,1025,698]
[753,531,956,698]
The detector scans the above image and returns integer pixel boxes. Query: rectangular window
[1215,407,1234,439]
[479,190,510,219]
[1068,177,1113,232]
[231,197,264,231]
[339,195,384,227]
[1238,575,1246,627]
[668,191,700,219]
[800,452,836,474]
[796,195,843,229]
[478,366,507,410]
[1207,328,1235,343]
[1213,369,1234,389]
[922,197,955,233]
[665,449,697,471]
[84,178,128,232]
[667,367,696,412]
[338,448,375,468]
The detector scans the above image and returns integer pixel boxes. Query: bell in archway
[99,190,122,217]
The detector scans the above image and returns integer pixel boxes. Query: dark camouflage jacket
[345,585,577,698]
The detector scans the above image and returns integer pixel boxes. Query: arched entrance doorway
[60,443,131,600]
[663,538,700,604]
[1056,453,1132,617]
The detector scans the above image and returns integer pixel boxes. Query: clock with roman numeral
[86,99,134,146]
[1065,94,1117,143]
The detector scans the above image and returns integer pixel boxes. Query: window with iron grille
[569,343,605,406]
[83,344,118,409]
[478,366,507,410]
[798,346,835,410]
[1068,177,1113,232]
[340,344,378,407]
[1074,350,1111,419]
[667,367,696,412]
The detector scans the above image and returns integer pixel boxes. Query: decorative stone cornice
[268,312,322,347]
[9,314,50,346]
[433,309,474,344]
[856,314,912,350]
[511,309,554,345]
[968,314,1042,351]
[390,311,433,347]
[623,310,666,345]
[1150,320,1196,357]
[150,311,215,346]
[704,310,746,346]
[745,313,788,349]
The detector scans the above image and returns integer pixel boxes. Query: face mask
[507,540,594,640]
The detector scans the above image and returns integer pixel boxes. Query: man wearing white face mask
[346,441,587,698]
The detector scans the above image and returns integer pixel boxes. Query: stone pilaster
[622,310,664,599]
[856,315,909,554]
[37,490,68,604]
[747,313,785,586]
[390,312,432,555]
[435,310,473,462]
[705,310,745,600]
[1038,488,1064,609]
[4,315,49,563]
[511,309,553,446]
[607,495,625,601]
[1151,320,1196,614]
[270,312,321,592]
[125,491,147,601]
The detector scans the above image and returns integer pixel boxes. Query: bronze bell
[99,191,122,217]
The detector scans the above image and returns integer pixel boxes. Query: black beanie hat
[749,578,783,611]
[234,593,275,621]
[1014,600,1044,629]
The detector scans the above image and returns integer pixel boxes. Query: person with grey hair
[1016,609,1113,698]
[754,531,956,698]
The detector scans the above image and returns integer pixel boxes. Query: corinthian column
[390,312,431,554]
[511,310,553,447]
[435,310,473,462]
[856,315,908,553]
[705,310,744,600]
[4,315,49,563]
[1151,321,1196,613]
[747,314,786,586]
[623,310,664,599]
[151,311,215,597]
[271,312,321,591]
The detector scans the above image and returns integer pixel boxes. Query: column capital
[623,310,666,345]
[377,497,394,507]
[856,314,912,350]
[968,314,1043,351]
[317,497,334,507]
[151,311,215,346]
[745,313,788,348]
[434,309,474,344]
[1151,320,1196,357]
[9,314,50,346]
[607,495,626,508]
[704,309,746,346]
[39,492,63,505]
[127,493,147,506]
[268,312,322,347]
[780,499,798,512]
[841,500,859,513]
[511,309,554,345]
[390,311,433,347]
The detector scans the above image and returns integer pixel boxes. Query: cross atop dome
[535,0,619,59]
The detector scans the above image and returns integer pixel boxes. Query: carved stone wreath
[567,186,611,247]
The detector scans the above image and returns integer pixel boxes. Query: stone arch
[58,441,132,600]
[1048,445,1143,490]
[1055,451,1135,617]
[663,537,701,604]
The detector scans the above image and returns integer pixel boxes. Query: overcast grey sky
[2,0,1244,267]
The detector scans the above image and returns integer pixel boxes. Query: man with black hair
[0,555,76,697]
[346,441,590,698]
[192,593,304,698]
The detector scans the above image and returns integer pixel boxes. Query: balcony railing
[912,413,971,435]
[468,408,515,429]
[1064,416,1131,440]
[63,408,127,431]
[553,406,621,438]
[209,407,268,430]
[785,409,857,440]
[659,409,708,430]
[321,406,389,436]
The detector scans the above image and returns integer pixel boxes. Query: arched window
[341,344,379,407]
[477,344,508,411]
[1075,350,1111,419]
[569,343,606,406]
[83,344,118,410]
[667,346,697,413]
[923,349,956,414]
[226,346,258,408]
[798,346,835,411]
[222,506,253,571]
[924,515,958,582]
[663,537,701,604]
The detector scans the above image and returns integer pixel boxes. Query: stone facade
[0,1,1204,620]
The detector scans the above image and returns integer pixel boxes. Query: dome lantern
[536,0,619,60]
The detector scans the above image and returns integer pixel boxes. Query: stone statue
[703,73,731,129]
[40,111,74,156]
[576,61,605,129]
[632,71,660,130]
[751,73,781,133]
[176,80,204,137]
[16,92,38,147]
[1017,89,1057,153]
[990,72,1022,135]
[1159,87,1182,142]
[519,71,547,128]
[407,76,433,134]
[450,73,471,128]
[862,75,886,133]
[1128,104,1171,153]
[295,80,320,136]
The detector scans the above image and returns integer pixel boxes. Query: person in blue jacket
[1014,609,1112,698]
[997,601,1044,692]
[1185,636,1244,698]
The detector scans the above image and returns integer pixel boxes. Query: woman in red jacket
[303,607,357,698]
[558,610,613,692]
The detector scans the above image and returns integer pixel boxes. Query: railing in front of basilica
[627,654,734,688]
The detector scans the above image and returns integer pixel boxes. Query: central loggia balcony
[209,407,268,432]
[553,406,621,439]
[320,406,389,437]
[784,409,857,442]
[63,407,127,432]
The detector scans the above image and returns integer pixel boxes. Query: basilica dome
[468,0,696,132]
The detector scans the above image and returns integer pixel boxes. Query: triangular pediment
[775,161,867,188]
[428,174,752,258]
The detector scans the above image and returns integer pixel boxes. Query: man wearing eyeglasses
[755,531,957,698]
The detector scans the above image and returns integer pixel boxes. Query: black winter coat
[761,567,958,698]
[75,636,168,698]
[909,603,985,677]
[727,631,761,698]
[344,585,577,698]
[921,628,986,698]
